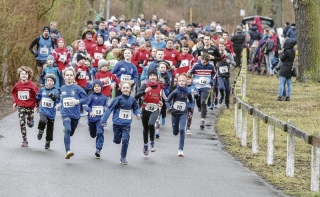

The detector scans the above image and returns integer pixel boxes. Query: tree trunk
[249,0,263,16]
[269,0,282,28]
[293,0,320,82]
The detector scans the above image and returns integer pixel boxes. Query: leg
[88,122,97,138]
[18,107,28,145]
[121,125,131,159]
[171,114,179,136]
[95,121,104,155]
[113,124,122,144]
[37,113,48,140]
[225,78,231,108]
[45,118,54,141]
[26,108,34,128]
[278,76,285,99]
[148,110,159,141]
[70,118,79,137]
[218,77,226,104]
[142,110,150,144]
[200,90,210,119]
[287,77,292,98]
[62,117,72,152]
[178,114,187,150]
[186,110,194,129]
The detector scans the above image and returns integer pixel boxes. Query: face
[149,74,158,82]
[64,70,75,84]
[155,34,161,41]
[139,32,146,38]
[47,59,54,65]
[112,39,119,47]
[156,51,164,60]
[120,29,126,35]
[121,37,127,45]
[169,33,175,39]
[121,83,131,95]
[166,41,173,49]
[222,33,229,40]
[86,33,93,40]
[99,23,105,30]
[182,47,189,54]
[97,36,104,44]
[46,78,54,88]
[186,78,192,85]
[124,49,132,60]
[51,33,57,39]
[126,30,132,36]
[201,59,208,66]
[109,32,116,39]
[175,23,181,29]
[197,41,204,48]
[174,42,180,49]
[94,84,102,93]
[219,44,226,52]
[43,29,50,37]
[78,44,85,51]
[204,36,210,46]
[19,70,28,81]
[178,76,186,87]
[151,48,157,57]
[58,40,64,48]
[100,65,108,72]
[159,64,166,73]
[51,23,57,30]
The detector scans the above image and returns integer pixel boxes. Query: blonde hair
[119,81,131,89]
[17,66,33,79]
[62,67,76,77]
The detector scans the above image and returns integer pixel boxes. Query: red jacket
[12,80,39,108]
[142,82,162,109]
[131,49,151,74]
[90,44,107,68]
[83,39,95,55]
[225,40,234,54]
[75,64,90,88]
[174,53,194,75]
[53,48,71,72]
[94,71,120,97]
[163,48,181,67]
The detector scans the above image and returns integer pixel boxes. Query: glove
[188,108,193,113]
[71,99,80,105]
[49,93,56,101]
[170,108,176,116]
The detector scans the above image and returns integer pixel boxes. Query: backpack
[262,39,274,54]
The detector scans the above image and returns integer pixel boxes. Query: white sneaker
[178,149,184,157]
[186,129,191,135]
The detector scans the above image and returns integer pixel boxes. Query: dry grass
[216,67,320,197]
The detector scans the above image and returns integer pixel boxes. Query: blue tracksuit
[39,65,61,89]
[36,86,60,120]
[111,60,138,84]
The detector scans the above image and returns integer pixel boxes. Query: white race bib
[78,71,86,79]
[219,66,228,74]
[18,91,30,101]
[92,106,104,116]
[121,74,131,82]
[63,97,75,108]
[145,103,159,112]
[59,55,66,62]
[173,101,186,111]
[94,53,103,60]
[102,78,111,87]
[40,47,49,55]
[199,77,209,85]
[119,109,131,120]
[180,60,189,67]
[41,97,54,108]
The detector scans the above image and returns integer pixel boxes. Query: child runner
[186,74,199,134]
[36,74,60,149]
[60,67,88,159]
[135,68,163,155]
[165,73,193,157]
[83,80,108,158]
[39,55,61,89]
[12,66,39,147]
[52,37,71,72]
[100,81,141,165]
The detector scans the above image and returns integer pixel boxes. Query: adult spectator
[82,30,96,55]
[286,23,297,40]
[186,24,198,42]
[50,21,61,39]
[265,29,278,76]
[118,26,127,38]
[82,20,96,39]
[151,31,166,49]
[51,30,58,49]
[29,26,55,74]
[120,36,131,48]
[104,31,117,47]
[174,22,181,35]
[94,21,109,41]
[253,16,263,35]
[126,28,136,46]
[283,22,291,38]
[231,25,245,67]
[249,23,262,46]
[175,27,186,41]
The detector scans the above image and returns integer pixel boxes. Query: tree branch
[37,0,56,19]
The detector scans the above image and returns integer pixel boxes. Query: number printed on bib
[40,47,49,55]
[119,109,132,120]
[78,71,86,79]
[18,91,30,100]
[109,60,118,67]
[121,74,131,82]
[145,103,158,112]
[180,60,189,67]
[173,101,186,111]
[219,66,228,74]
[199,77,209,85]
[41,97,54,108]
[59,55,66,62]
[94,53,103,60]
[63,97,74,108]
[92,106,104,116]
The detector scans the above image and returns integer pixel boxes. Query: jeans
[264,51,274,75]
[113,124,130,159]
[171,113,187,150]
[279,76,292,97]
[62,117,79,152]
[88,121,104,150]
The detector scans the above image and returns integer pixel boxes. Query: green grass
[216,67,320,197]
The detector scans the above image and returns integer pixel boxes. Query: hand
[101,121,108,127]
[40,84,44,87]
[232,53,236,57]
[77,68,82,72]
[193,91,197,96]
[12,103,17,111]
[90,112,96,117]
[145,87,152,93]
[129,80,134,85]
[71,99,80,105]
[104,77,110,84]
[34,52,38,58]
[226,59,230,63]
[49,92,55,100]
[136,114,141,120]
[158,101,163,107]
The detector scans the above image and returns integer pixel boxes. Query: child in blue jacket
[36,74,60,149]
[39,55,61,89]
[100,81,141,165]
[83,80,108,158]
[165,73,194,157]
[186,74,199,135]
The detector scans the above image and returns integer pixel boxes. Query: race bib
[109,60,118,67]
[59,55,66,62]
[92,106,104,116]
[121,74,131,82]
[199,77,209,85]
[103,78,111,87]
[219,66,228,74]
[119,109,131,120]
[78,71,86,79]
[180,60,189,67]
[41,97,54,108]
[18,91,30,100]
[63,97,74,108]
[166,60,173,67]
[145,103,159,112]
[40,47,49,55]
[94,53,103,60]
[173,101,186,111]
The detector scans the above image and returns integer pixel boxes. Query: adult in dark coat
[231,25,245,67]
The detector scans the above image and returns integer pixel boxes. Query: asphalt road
[0,105,289,197]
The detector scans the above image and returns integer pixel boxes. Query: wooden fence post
[236,101,242,138]
[234,98,238,131]
[252,104,261,154]
[242,75,246,100]
[286,120,295,177]
[241,98,248,146]
[267,113,275,165]
[311,132,320,192]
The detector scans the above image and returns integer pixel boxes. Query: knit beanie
[77,52,86,62]
[47,55,54,62]
[138,38,146,46]
[98,59,108,70]
[92,80,102,90]
[148,67,158,78]
[45,74,56,84]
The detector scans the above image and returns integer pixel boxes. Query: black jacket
[249,25,261,46]
[231,32,245,51]
[279,38,296,78]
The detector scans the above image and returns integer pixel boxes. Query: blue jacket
[189,61,216,91]
[186,84,198,108]
[59,84,88,119]
[127,35,136,46]
[286,27,297,40]
[111,60,138,83]
[100,94,141,126]
[150,41,166,49]
[165,87,194,115]
[40,65,61,89]
[36,86,60,120]
[83,92,108,122]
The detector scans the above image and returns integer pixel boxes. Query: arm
[131,67,139,84]
[100,98,118,123]
[213,48,222,61]
[29,37,40,57]
[82,96,93,113]
[187,92,194,109]
[132,98,141,116]
[165,90,176,109]
[134,83,147,99]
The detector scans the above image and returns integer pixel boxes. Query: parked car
[242,16,275,28]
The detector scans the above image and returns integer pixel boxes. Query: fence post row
[252,104,261,154]
[286,120,296,177]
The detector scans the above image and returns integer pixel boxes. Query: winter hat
[87,20,93,25]
[57,38,65,45]
[92,80,102,90]
[43,26,50,32]
[98,59,108,70]
[138,38,146,46]
[77,52,86,62]
[47,55,54,62]
[148,67,158,79]
[45,74,56,84]
[96,33,105,42]
[236,25,242,31]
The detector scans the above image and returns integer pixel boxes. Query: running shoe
[45,141,50,149]
[143,144,149,156]
[155,131,160,139]
[186,128,191,135]
[120,158,128,165]
[95,149,101,158]
[21,139,28,147]
[178,149,184,157]
[37,130,44,140]
[65,151,74,159]
[200,121,205,130]
[150,141,156,152]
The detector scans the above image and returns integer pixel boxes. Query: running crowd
[12,14,294,165]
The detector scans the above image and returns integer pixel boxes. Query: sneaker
[214,97,218,105]
[200,121,205,130]
[45,141,50,149]
[219,98,223,104]
[178,149,184,157]
[161,117,166,125]
[21,140,28,147]
[65,151,74,159]
[37,130,44,140]
[80,113,85,117]
[150,141,156,152]
[208,104,213,110]
[226,105,230,109]
[143,144,149,156]
[186,128,191,135]
[120,158,128,165]
[285,97,290,101]
[276,96,284,101]
[155,131,160,139]
[95,150,101,158]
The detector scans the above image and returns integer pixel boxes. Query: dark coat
[249,25,261,46]
[279,38,296,78]
[231,32,245,51]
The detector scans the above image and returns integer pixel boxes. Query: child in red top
[12,66,39,147]
[94,59,120,101]
[53,38,71,72]
[75,52,91,89]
